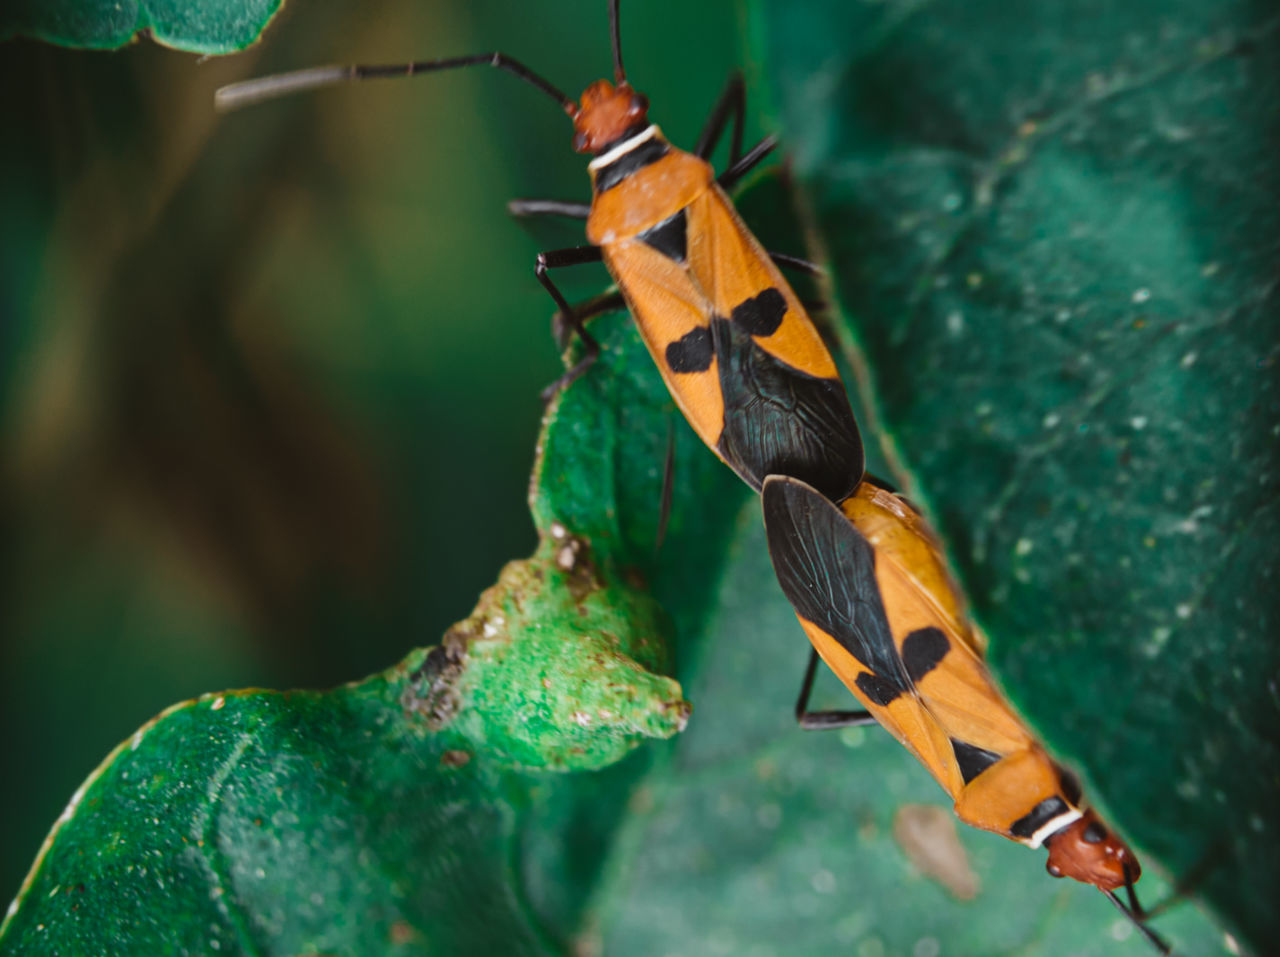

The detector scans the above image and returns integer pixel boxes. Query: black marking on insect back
[951,739,1002,784]
[730,287,786,337]
[1011,796,1071,840]
[902,627,950,682]
[594,134,670,193]
[711,317,863,500]
[1083,821,1108,844]
[762,477,913,702]
[638,209,688,264]
[592,122,650,158]
[665,326,714,373]
[855,671,903,707]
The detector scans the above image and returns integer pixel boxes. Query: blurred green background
[0,0,752,902]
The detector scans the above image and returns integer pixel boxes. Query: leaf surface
[2,0,282,53]
[754,0,1279,949]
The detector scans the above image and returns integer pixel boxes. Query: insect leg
[768,250,823,276]
[795,648,877,730]
[536,245,607,398]
[1104,886,1172,956]
[507,199,591,220]
[695,73,745,165]
[718,136,778,191]
[551,291,627,351]
[767,251,826,323]
[1125,837,1222,922]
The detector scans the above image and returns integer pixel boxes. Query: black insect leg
[695,76,785,190]
[718,135,779,191]
[696,73,746,165]
[767,250,823,276]
[550,290,626,351]
[765,250,826,320]
[700,78,793,217]
[507,198,591,220]
[795,647,877,730]
[1104,872,1172,956]
[536,245,607,399]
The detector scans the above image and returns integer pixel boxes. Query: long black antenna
[609,0,625,83]
[215,52,575,114]
[1104,891,1172,954]
[1103,863,1173,956]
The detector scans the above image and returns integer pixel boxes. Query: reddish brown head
[572,80,650,154]
[1044,811,1140,891]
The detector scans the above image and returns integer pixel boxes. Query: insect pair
[217,2,1170,952]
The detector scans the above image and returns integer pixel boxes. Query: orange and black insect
[216,0,864,503]
[761,475,1170,954]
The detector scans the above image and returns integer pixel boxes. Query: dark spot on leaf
[441,750,472,768]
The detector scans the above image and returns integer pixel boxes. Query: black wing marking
[762,476,912,702]
[730,288,786,336]
[902,627,950,682]
[712,316,864,501]
[637,209,689,264]
[951,739,1003,784]
[665,326,714,373]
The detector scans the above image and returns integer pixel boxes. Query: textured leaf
[0,528,687,954]
[2,0,282,53]
[754,0,1279,950]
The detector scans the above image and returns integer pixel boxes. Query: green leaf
[2,0,283,53]
[0,515,688,953]
[753,0,1279,950]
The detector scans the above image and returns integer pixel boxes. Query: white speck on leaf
[913,939,941,957]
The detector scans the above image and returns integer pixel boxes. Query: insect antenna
[608,0,626,84]
[215,53,576,115]
[1104,862,1173,956]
